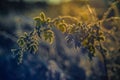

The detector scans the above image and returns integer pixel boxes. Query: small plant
[12,1,120,80]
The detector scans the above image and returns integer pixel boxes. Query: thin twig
[102,1,120,20]
[0,31,17,42]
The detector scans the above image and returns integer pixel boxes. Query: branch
[0,31,17,42]
[102,1,120,20]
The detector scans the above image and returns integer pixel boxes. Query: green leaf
[29,44,38,54]
[34,17,42,27]
[57,23,67,33]
[40,12,46,21]
[17,38,25,47]
[42,30,54,44]
[46,18,51,22]
[34,17,41,21]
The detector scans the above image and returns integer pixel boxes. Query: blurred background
[0,0,120,80]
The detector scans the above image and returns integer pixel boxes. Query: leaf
[57,23,67,33]
[89,45,95,54]
[99,36,105,41]
[17,38,25,47]
[40,12,46,21]
[82,39,88,47]
[34,17,41,21]
[24,32,28,36]
[17,51,24,64]
[96,36,105,41]
[46,18,51,22]
[43,30,54,44]
[33,17,42,27]
[29,44,38,54]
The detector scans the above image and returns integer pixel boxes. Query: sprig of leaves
[12,9,119,63]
